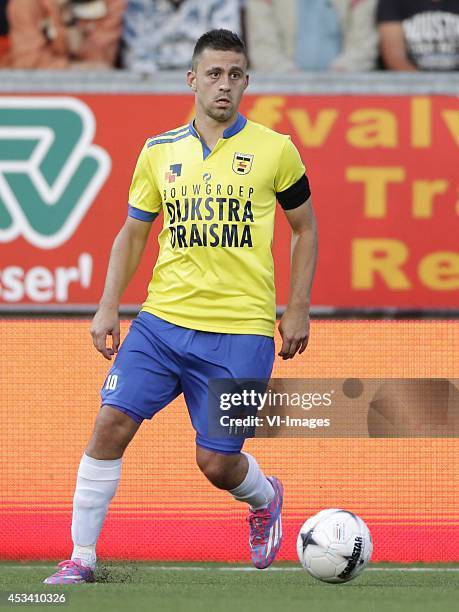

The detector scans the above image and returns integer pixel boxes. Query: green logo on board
[0,97,111,248]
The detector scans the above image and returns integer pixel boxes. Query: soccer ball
[296,508,372,583]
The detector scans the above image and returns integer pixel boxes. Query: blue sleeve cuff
[128,204,157,222]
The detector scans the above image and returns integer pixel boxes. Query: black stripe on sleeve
[276,174,311,210]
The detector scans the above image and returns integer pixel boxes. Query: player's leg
[195,445,283,570]
[43,406,141,585]
[70,406,141,569]
[195,446,276,507]
[182,332,282,569]
[44,313,182,584]
[85,404,141,459]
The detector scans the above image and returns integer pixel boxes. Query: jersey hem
[140,306,275,338]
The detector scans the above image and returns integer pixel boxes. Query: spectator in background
[8,0,125,69]
[0,0,9,65]
[122,0,242,74]
[377,0,459,71]
[246,0,378,72]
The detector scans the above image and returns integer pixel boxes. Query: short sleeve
[274,137,306,193]
[376,0,401,24]
[128,142,162,221]
[275,137,310,210]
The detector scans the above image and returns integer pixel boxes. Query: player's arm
[91,215,157,360]
[279,197,318,360]
[91,140,161,359]
[275,137,318,360]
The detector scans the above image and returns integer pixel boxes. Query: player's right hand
[90,307,120,360]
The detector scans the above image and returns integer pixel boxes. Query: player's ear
[187,70,197,91]
[244,73,249,90]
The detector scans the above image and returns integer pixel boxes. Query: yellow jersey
[128,114,308,337]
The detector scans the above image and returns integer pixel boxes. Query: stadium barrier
[0,72,458,312]
[1,318,457,562]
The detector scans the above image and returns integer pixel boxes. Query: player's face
[188,49,249,123]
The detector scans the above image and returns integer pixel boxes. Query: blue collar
[222,113,247,138]
[189,113,247,140]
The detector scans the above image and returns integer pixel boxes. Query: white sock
[229,452,274,510]
[71,453,122,569]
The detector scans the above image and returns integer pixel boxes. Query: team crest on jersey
[232,153,254,175]
[165,163,182,183]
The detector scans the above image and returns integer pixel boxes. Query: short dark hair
[192,29,247,70]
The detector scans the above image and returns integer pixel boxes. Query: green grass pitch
[1,562,458,612]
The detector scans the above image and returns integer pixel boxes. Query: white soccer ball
[296,508,373,583]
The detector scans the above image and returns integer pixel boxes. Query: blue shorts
[100,311,275,454]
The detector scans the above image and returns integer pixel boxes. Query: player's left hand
[278,305,310,360]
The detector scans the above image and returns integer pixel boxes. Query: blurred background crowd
[0,0,458,72]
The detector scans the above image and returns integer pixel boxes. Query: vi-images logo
[0,97,111,249]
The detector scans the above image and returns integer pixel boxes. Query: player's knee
[196,448,235,489]
[87,406,139,459]
[199,460,228,488]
